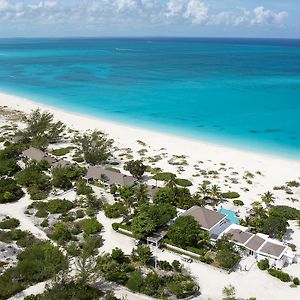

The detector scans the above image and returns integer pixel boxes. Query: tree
[196,181,211,199]
[132,245,153,265]
[131,212,156,239]
[81,218,103,235]
[167,216,202,248]
[73,130,113,165]
[0,178,24,203]
[126,270,143,292]
[222,284,236,300]
[51,223,72,244]
[261,215,288,240]
[211,185,221,199]
[134,184,149,206]
[261,191,275,207]
[111,248,126,264]
[21,109,66,149]
[124,160,146,180]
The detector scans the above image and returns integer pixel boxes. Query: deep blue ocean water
[0,38,300,158]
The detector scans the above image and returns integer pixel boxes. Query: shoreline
[1,91,300,187]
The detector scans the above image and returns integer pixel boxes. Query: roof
[183,206,227,231]
[21,147,56,164]
[147,185,160,198]
[259,242,287,259]
[84,166,135,186]
[227,229,253,245]
[245,235,265,251]
[53,160,72,168]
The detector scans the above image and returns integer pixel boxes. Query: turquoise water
[0,38,300,158]
[218,208,240,224]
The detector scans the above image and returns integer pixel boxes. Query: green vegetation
[257,258,269,270]
[30,199,74,214]
[76,179,93,196]
[131,203,176,239]
[15,162,51,200]
[222,192,240,199]
[97,248,198,299]
[52,166,85,190]
[0,241,68,299]
[215,235,241,270]
[80,218,103,235]
[175,178,193,187]
[51,147,72,156]
[124,160,147,180]
[233,199,244,206]
[103,202,126,218]
[267,269,291,282]
[167,216,202,248]
[269,205,300,220]
[132,245,153,265]
[51,223,72,244]
[0,218,20,229]
[73,130,113,165]
[152,172,176,182]
[25,281,102,300]
[20,109,66,149]
[0,178,24,203]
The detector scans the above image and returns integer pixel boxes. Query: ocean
[0,38,300,158]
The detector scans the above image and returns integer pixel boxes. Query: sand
[1,91,300,299]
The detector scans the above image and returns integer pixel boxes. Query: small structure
[222,224,297,268]
[147,185,160,199]
[84,166,135,187]
[52,160,72,168]
[183,206,231,238]
[146,228,168,248]
[21,147,56,165]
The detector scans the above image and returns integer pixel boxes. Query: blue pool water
[218,208,240,224]
[0,38,300,158]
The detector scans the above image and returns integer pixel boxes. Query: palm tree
[261,191,275,207]
[165,174,177,190]
[210,184,221,199]
[197,182,211,199]
[134,184,149,206]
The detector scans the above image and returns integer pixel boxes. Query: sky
[0,0,299,38]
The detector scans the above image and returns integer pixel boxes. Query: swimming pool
[218,208,240,224]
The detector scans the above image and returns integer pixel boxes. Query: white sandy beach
[1,91,300,300]
[1,91,300,196]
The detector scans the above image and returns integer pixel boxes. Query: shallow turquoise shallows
[0,38,300,158]
[218,208,240,224]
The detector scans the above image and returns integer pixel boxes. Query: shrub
[80,218,103,235]
[0,218,20,229]
[293,277,300,285]
[268,269,291,282]
[112,223,120,231]
[51,223,72,244]
[175,178,193,187]
[51,147,72,156]
[0,178,24,203]
[35,210,49,218]
[233,199,244,206]
[104,202,126,218]
[257,259,269,270]
[152,172,176,181]
[269,206,300,220]
[158,260,173,271]
[222,192,240,199]
[75,210,85,219]
[46,199,74,214]
[40,219,49,227]
[126,270,143,292]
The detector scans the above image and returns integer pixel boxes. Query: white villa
[184,205,299,268]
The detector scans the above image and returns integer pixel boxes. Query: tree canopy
[21,109,66,149]
[124,160,147,180]
[73,130,113,165]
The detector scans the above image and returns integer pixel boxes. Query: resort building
[183,206,232,238]
[21,147,56,165]
[221,224,298,268]
[183,206,299,268]
[84,165,135,187]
